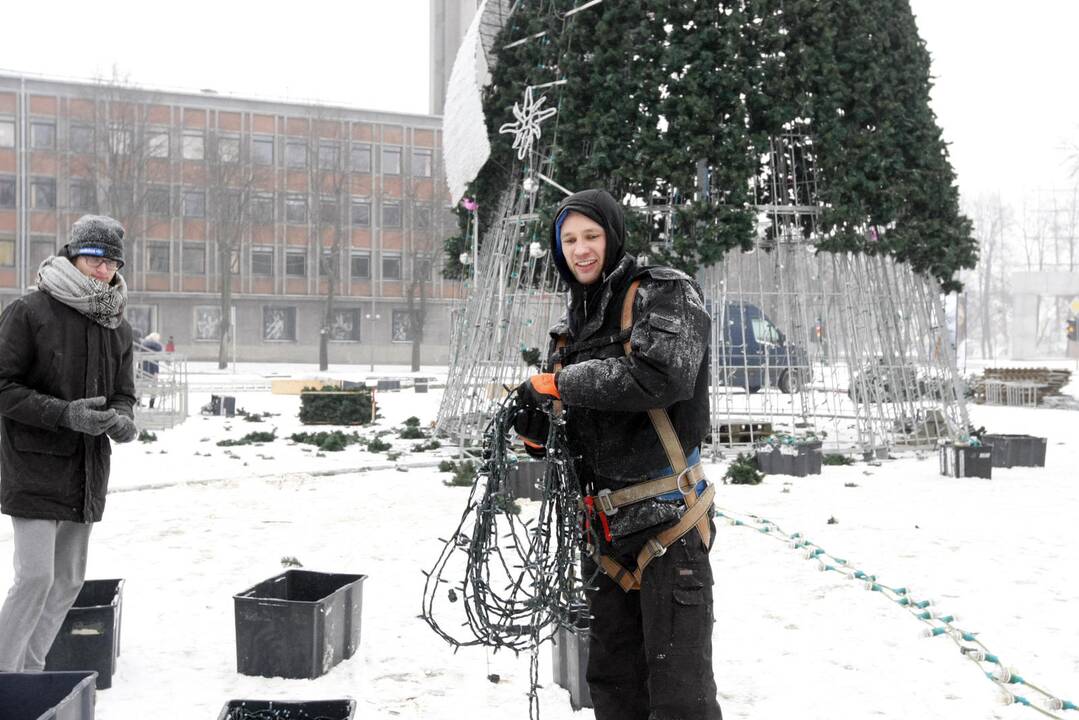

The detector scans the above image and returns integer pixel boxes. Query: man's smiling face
[560,211,606,285]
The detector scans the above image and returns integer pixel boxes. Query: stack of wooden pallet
[713,420,773,445]
[972,367,1072,405]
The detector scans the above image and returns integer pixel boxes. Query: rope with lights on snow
[716,508,1077,718]
[422,391,598,718]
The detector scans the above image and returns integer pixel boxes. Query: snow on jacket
[545,189,711,481]
[0,290,136,522]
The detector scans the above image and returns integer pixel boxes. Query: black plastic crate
[218,699,356,720]
[506,459,546,501]
[756,441,822,477]
[207,395,236,417]
[234,570,366,679]
[551,604,592,710]
[939,443,993,479]
[0,671,97,720]
[982,434,1047,468]
[44,579,124,689]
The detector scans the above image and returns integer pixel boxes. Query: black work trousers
[583,519,722,720]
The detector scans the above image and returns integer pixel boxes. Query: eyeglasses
[83,256,121,271]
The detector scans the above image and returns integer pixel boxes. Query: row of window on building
[0,117,434,176]
[124,304,417,345]
[0,234,431,282]
[0,175,433,230]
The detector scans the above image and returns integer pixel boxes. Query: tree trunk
[320,229,341,372]
[979,244,993,359]
[320,280,336,372]
[410,317,422,372]
[407,278,427,373]
[218,245,232,370]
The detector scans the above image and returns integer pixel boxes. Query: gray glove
[106,414,138,443]
[60,396,118,436]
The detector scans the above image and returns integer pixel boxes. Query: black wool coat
[0,290,136,522]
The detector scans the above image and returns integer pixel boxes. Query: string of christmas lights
[717,508,1076,718]
[422,393,596,718]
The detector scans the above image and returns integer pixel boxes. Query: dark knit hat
[62,214,125,269]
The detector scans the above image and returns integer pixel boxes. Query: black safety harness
[555,278,714,592]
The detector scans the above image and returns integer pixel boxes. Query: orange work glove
[518,373,560,406]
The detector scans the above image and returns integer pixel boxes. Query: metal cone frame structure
[438,99,968,455]
[703,246,968,452]
[703,133,968,452]
[436,184,565,447]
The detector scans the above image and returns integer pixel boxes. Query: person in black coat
[0,214,137,672]
[514,189,722,719]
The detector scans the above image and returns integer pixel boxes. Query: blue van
[713,302,811,393]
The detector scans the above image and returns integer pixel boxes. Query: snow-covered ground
[1,362,1077,719]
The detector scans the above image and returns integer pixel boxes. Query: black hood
[550,188,626,287]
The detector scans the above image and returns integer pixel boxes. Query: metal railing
[132,351,189,430]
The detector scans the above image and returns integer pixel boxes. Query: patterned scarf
[35,255,127,329]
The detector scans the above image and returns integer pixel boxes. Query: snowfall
[2,360,1078,720]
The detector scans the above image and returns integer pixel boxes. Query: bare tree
[72,70,161,255]
[307,113,350,372]
[967,193,1013,358]
[205,129,262,369]
[1065,186,1079,272]
[402,148,448,372]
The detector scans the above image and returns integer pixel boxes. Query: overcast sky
[1,1,1076,201]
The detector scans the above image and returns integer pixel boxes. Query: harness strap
[580,278,714,593]
[581,463,707,514]
[620,279,688,476]
[592,483,716,592]
[561,277,713,593]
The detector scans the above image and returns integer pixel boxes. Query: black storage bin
[414,381,428,393]
[45,579,123,689]
[218,699,356,720]
[982,434,1047,468]
[376,379,401,391]
[234,570,366,679]
[939,443,993,479]
[506,459,546,501]
[0,671,97,720]
[208,395,236,417]
[552,604,592,710]
[756,441,822,477]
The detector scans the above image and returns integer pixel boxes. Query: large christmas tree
[450,0,974,291]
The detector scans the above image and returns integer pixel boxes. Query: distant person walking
[139,332,163,408]
[165,335,175,353]
[0,214,137,672]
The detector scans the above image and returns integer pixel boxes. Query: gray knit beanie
[62,214,126,268]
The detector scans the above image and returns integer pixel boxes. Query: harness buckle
[595,488,618,515]
[646,537,667,558]
[676,466,696,496]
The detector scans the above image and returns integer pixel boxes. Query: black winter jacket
[546,189,711,482]
[0,290,136,522]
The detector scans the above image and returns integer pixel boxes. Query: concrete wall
[429,0,480,114]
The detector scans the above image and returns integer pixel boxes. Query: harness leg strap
[592,483,716,593]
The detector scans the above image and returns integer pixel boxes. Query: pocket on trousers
[671,562,711,647]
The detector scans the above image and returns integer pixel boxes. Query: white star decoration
[498,86,558,161]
